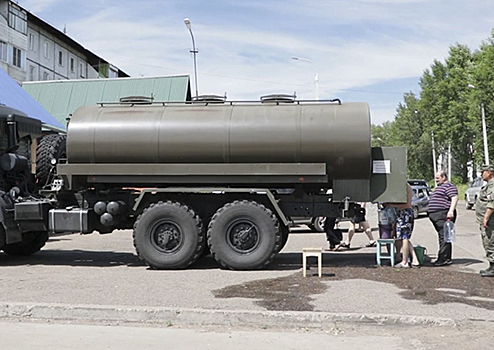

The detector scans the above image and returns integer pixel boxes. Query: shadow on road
[0,245,484,274]
[0,249,145,268]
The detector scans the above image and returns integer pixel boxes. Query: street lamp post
[480,102,489,165]
[184,18,199,98]
[292,57,319,100]
[468,84,489,165]
[431,130,438,176]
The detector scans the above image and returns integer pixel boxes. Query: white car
[465,177,484,210]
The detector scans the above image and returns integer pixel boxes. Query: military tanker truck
[0,97,406,270]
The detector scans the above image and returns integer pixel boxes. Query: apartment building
[0,0,127,84]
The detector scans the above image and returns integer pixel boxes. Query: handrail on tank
[97,98,342,107]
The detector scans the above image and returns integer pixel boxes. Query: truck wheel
[133,201,204,269]
[207,200,281,270]
[309,217,326,232]
[36,134,67,187]
[1,231,48,255]
[466,202,473,210]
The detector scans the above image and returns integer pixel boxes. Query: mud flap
[0,193,22,245]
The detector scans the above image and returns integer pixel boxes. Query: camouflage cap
[481,164,494,172]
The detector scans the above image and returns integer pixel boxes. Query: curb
[0,303,456,328]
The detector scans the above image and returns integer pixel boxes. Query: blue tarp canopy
[0,66,64,131]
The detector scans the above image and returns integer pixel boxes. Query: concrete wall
[0,0,110,83]
[26,23,90,81]
[0,1,27,82]
[0,21,26,82]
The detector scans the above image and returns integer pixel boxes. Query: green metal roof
[22,75,191,131]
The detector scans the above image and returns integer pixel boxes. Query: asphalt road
[0,201,490,312]
[0,201,493,349]
[0,320,404,350]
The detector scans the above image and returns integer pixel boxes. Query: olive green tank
[67,101,371,179]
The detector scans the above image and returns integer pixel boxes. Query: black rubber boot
[480,262,494,277]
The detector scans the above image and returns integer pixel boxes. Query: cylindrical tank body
[67,102,371,179]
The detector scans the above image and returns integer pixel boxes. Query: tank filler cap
[191,95,226,104]
[119,96,154,104]
[260,93,296,103]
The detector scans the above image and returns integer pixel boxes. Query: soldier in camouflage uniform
[475,164,494,277]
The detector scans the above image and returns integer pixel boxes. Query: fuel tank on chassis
[67,102,371,180]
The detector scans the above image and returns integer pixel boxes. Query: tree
[417,44,475,183]
[470,30,494,169]
[371,122,394,147]
[391,93,433,179]
[373,33,494,183]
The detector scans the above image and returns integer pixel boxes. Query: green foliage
[455,183,468,203]
[372,38,494,183]
[371,122,394,146]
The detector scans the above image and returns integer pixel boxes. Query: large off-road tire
[1,231,48,255]
[133,201,204,269]
[207,200,281,270]
[36,134,67,187]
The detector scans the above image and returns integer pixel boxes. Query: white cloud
[21,0,60,13]
[18,0,494,124]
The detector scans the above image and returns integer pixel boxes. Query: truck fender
[132,188,290,226]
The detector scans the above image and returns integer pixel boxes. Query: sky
[19,0,494,125]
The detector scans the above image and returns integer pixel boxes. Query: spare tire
[36,134,67,187]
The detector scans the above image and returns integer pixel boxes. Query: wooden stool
[376,239,395,266]
[302,247,322,277]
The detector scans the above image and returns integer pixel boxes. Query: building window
[70,58,75,72]
[79,62,85,78]
[109,65,119,78]
[0,41,7,62]
[29,34,35,51]
[12,47,25,69]
[29,65,36,81]
[58,51,63,66]
[44,41,49,59]
[8,3,27,35]
[43,72,49,80]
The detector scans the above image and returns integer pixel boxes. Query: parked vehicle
[290,217,326,232]
[408,179,431,190]
[465,177,484,210]
[0,99,406,270]
[411,185,430,219]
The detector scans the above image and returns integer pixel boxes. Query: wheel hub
[228,221,259,253]
[153,222,182,253]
